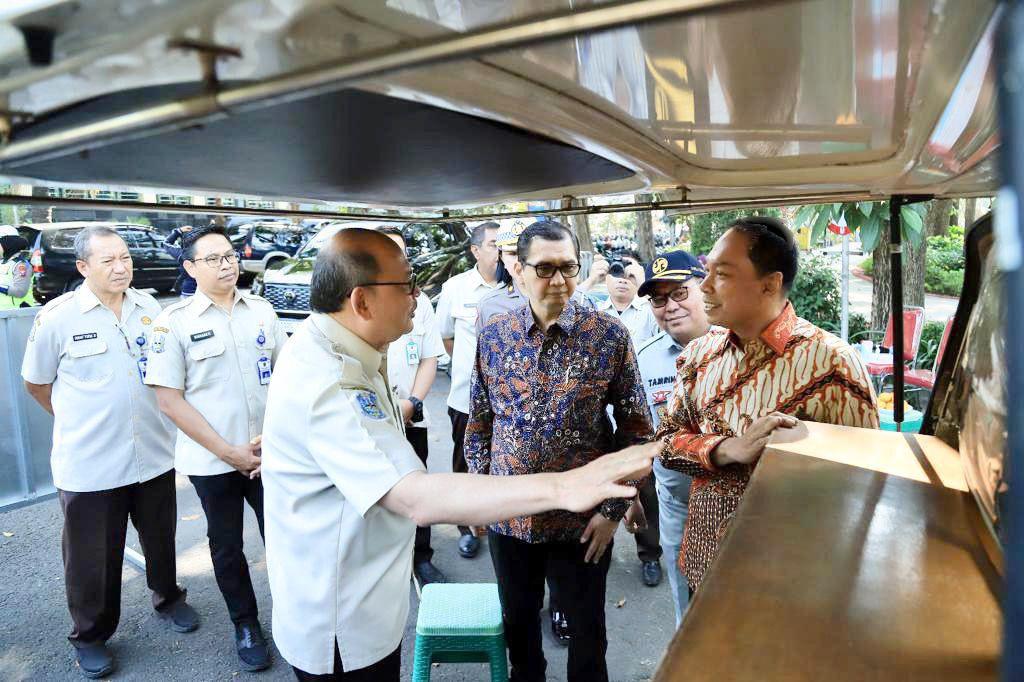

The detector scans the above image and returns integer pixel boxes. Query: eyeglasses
[356,275,418,295]
[193,252,239,267]
[524,262,581,279]
[650,286,690,308]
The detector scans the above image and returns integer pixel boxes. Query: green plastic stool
[412,583,508,682]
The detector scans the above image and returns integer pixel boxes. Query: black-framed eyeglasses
[356,275,418,295]
[192,252,239,267]
[524,262,581,279]
[650,285,690,308]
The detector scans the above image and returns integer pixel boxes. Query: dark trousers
[188,471,265,624]
[407,426,433,564]
[447,407,472,536]
[634,476,663,561]
[293,644,400,681]
[489,530,613,682]
[59,469,183,646]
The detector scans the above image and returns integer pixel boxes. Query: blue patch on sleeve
[355,391,386,420]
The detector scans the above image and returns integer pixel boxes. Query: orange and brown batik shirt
[656,302,878,589]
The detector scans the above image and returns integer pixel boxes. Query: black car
[233,221,306,278]
[20,222,179,303]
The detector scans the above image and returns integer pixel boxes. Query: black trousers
[447,407,472,536]
[59,469,183,646]
[634,476,663,562]
[292,644,400,681]
[188,471,264,624]
[406,426,433,564]
[489,530,613,682]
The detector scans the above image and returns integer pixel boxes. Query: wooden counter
[654,426,1002,682]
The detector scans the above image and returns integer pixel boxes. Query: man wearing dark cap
[0,232,36,308]
[635,249,710,624]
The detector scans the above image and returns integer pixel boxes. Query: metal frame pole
[997,3,1024,679]
[889,197,905,430]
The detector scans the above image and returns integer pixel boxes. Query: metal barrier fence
[1,307,55,512]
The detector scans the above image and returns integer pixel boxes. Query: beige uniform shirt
[144,289,287,476]
[262,313,425,675]
[386,291,445,428]
[598,296,660,349]
[20,285,174,492]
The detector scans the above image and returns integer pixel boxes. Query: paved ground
[839,255,959,324]
[0,371,675,681]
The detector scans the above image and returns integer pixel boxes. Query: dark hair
[309,228,383,313]
[470,221,499,247]
[726,216,799,293]
[516,220,579,263]
[73,226,122,261]
[182,225,229,262]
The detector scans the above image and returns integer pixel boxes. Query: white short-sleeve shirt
[262,313,425,675]
[386,291,444,428]
[20,285,174,492]
[144,289,287,476]
[598,297,660,349]
[434,266,500,413]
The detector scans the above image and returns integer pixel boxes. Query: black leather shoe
[458,533,480,558]
[550,609,570,646]
[74,642,114,679]
[235,621,271,672]
[642,560,663,587]
[414,560,447,586]
[158,597,200,633]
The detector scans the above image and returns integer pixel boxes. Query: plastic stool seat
[412,583,509,682]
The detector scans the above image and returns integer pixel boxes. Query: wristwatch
[408,396,424,423]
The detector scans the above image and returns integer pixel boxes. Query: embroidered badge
[153,326,170,333]
[190,330,215,342]
[72,332,98,342]
[355,391,386,420]
[151,332,166,353]
[141,316,152,325]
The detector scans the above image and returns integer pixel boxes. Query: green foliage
[794,201,928,251]
[860,255,874,275]
[924,227,965,296]
[917,320,947,371]
[687,208,780,256]
[925,266,964,296]
[847,313,870,342]
[790,254,841,332]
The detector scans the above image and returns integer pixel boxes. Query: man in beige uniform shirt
[22,225,198,679]
[145,225,287,672]
[261,228,657,680]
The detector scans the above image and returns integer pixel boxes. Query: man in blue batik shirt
[465,220,653,682]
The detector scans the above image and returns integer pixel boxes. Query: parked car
[234,221,306,276]
[19,222,179,303]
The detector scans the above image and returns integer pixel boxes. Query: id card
[137,356,148,382]
[405,340,420,365]
[257,356,272,385]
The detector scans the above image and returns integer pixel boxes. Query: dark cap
[638,250,706,297]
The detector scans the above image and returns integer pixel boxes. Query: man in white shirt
[378,226,447,585]
[434,221,501,558]
[597,260,659,348]
[145,225,287,672]
[22,225,199,679]
[261,227,657,680]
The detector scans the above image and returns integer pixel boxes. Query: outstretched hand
[557,442,659,513]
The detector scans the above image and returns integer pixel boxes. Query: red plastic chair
[904,316,955,391]
[864,306,926,378]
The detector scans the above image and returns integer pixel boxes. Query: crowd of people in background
[17,213,878,681]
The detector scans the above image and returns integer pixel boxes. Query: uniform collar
[521,298,579,336]
[727,301,801,355]
[468,265,501,290]
[599,296,645,313]
[75,282,139,317]
[189,288,243,315]
[311,313,384,375]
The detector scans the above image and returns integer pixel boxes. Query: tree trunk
[565,198,594,253]
[871,218,892,332]
[964,197,978,229]
[635,193,656,262]
[904,234,926,308]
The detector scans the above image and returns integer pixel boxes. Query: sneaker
[549,609,570,646]
[458,533,480,558]
[414,560,447,586]
[158,596,200,633]
[642,560,663,587]
[235,620,271,672]
[74,642,114,679]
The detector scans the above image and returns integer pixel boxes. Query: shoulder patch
[354,390,386,420]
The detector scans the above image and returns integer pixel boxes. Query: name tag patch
[355,391,386,420]
[190,330,215,342]
[72,333,98,342]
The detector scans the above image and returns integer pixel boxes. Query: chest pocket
[187,334,230,388]
[64,338,113,385]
